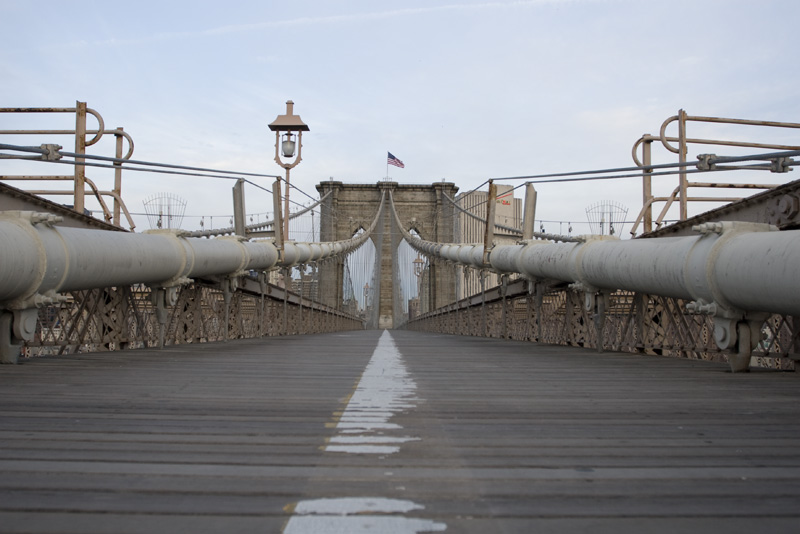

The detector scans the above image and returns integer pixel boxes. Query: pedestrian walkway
[1,330,799,533]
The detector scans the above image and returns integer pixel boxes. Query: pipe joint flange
[4,289,70,312]
[686,298,718,315]
[30,212,64,227]
[692,220,777,236]
[32,290,69,308]
[692,222,724,235]
[0,210,63,227]
[686,221,778,315]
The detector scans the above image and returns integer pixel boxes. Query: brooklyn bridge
[1,104,799,533]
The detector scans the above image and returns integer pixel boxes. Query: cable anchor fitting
[770,156,794,173]
[696,153,717,172]
[40,144,62,161]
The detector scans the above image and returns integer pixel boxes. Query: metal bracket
[722,318,767,373]
[5,289,70,316]
[696,153,717,171]
[568,281,600,301]
[585,291,610,353]
[0,210,63,227]
[0,308,40,364]
[770,156,794,173]
[0,311,21,364]
[40,144,62,161]
[686,298,767,372]
[499,274,509,298]
[150,287,179,348]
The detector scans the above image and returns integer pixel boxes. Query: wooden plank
[1,330,799,533]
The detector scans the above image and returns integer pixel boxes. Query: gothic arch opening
[342,227,378,328]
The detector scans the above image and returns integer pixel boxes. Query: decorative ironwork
[406,280,797,371]
[22,279,363,359]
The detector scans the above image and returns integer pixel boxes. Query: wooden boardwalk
[1,330,799,533]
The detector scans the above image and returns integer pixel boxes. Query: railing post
[233,179,246,237]
[282,268,289,335]
[272,179,284,249]
[522,183,537,241]
[483,180,497,265]
[113,128,124,227]
[480,270,487,337]
[678,109,688,220]
[535,282,544,342]
[642,136,653,233]
[74,101,87,215]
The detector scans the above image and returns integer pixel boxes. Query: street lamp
[412,254,426,299]
[412,255,425,278]
[269,100,310,243]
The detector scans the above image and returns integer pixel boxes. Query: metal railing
[630,110,800,234]
[0,103,136,229]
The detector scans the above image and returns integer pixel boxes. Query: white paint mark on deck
[283,497,446,534]
[282,334,446,532]
[325,330,420,455]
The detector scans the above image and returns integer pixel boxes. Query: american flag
[387,152,405,168]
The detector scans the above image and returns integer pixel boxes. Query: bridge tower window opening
[342,227,377,323]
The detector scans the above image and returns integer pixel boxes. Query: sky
[2,0,799,236]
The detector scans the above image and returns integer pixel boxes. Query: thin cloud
[80,0,591,47]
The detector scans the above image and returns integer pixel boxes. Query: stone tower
[315,181,458,328]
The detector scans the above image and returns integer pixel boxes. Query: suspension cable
[0,142,282,180]
[0,141,321,211]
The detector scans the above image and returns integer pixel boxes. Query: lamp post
[412,254,425,296]
[269,100,310,244]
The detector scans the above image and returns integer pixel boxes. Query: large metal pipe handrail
[0,192,385,309]
[0,213,279,309]
[392,191,800,319]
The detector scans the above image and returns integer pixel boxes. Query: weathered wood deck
[1,330,799,533]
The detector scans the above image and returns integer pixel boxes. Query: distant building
[291,269,319,301]
[408,297,420,321]
[454,184,523,300]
